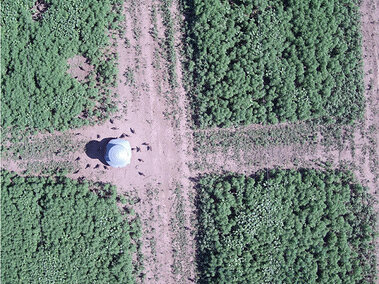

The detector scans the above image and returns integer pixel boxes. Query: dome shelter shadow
[85,138,114,165]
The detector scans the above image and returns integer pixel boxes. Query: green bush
[1,170,139,283]
[197,169,376,283]
[185,0,364,127]
[1,0,123,131]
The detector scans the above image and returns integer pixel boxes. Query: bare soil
[4,0,196,282]
[67,0,196,282]
[67,55,94,82]
[360,0,379,275]
[31,0,49,21]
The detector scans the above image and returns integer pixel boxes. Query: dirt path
[64,0,195,282]
[360,0,379,194]
[360,0,379,275]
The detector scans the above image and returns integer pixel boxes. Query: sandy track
[361,0,379,276]
[65,0,195,282]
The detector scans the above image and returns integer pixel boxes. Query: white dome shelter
[105,139,132,168]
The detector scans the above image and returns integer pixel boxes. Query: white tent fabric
[105,139,131,168]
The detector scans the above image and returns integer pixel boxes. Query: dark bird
[94,164,100,169]
[131,147,135,151]
[73,170,79,174]
[104,165,108,170]
[142,142,149,146]
[138,158,144,162]
[85,164,90,169]
[147,145,152,151]
[110,119,114,124]
[79,66,85,71]
[130,128,135,134]
[75,157,80,161]
[75,133,81,136]
[136,146,141,152]
[111,127,119,130]
[120,133,129,138]
[97,134,101,139]
[138,172,145,176]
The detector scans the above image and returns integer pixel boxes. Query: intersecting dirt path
[3,0,377,282]
[63,0,196,282]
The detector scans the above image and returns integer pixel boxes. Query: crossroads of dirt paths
[3,0,378,282]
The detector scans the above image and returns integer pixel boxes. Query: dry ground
[2,0,378,282]
[66,0,195,282]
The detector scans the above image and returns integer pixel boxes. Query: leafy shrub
[197,169,376,283]
[1,170,139,283]
[185,0,364,127]
[1,0,123,131]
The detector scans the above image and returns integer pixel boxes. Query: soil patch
[67,55,94,82]
[31,0,50,21]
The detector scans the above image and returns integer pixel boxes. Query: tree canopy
[197,169,377,283]
[186,0,364,127]
[1,0,123,131]
[1,170,139,283]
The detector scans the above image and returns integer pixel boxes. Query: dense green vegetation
[1,0,123,131]
[1,170,141,283]
[197,170,376,283]
[184,0,364,127]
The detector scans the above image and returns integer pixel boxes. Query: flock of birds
[74,125,151,177]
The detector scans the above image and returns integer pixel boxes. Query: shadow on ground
[85,138,114,165]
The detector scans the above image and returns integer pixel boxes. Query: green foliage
[185,0,364,127]
[197,169,377,283]
[161,0,178,88]
[193,123,317,155]
[1,170,140,283]
[124,67,136,87]
[3,132,84,161]
[1,0,123,131]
